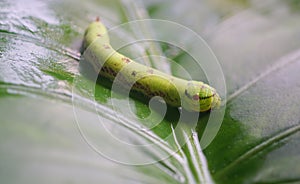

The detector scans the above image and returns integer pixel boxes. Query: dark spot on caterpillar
[138,84,145,90]
[96,16,100,22]
[133,81,152,97]
[101,66,117,77]
[133,81,143,90]
[147,69,154,74]
[148,91,166,98]
[101,66,108,72]
[185,89,192,99]
[97,33,102,37]
[150,91,158,97]
[103,44,110,49]
[122,57,131,63]
[159,91,166,97]
[131,71,137,76]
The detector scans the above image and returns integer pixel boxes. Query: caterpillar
[81,18,221,112]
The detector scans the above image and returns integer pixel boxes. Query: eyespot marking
[193,94,199,100]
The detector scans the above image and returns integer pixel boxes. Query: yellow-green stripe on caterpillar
[82,18,221,112]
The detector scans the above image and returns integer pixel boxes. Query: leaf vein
[227,49,300,103]
[216,122,300,179]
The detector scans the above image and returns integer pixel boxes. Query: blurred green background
[1,0,300,183]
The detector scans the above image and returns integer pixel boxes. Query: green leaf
[1,0,300,183]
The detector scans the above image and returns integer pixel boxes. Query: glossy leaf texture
[1,0,300,183]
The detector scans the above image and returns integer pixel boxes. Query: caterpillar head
[182,81,221,112]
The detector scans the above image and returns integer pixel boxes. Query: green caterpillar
[82,18,221,112]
